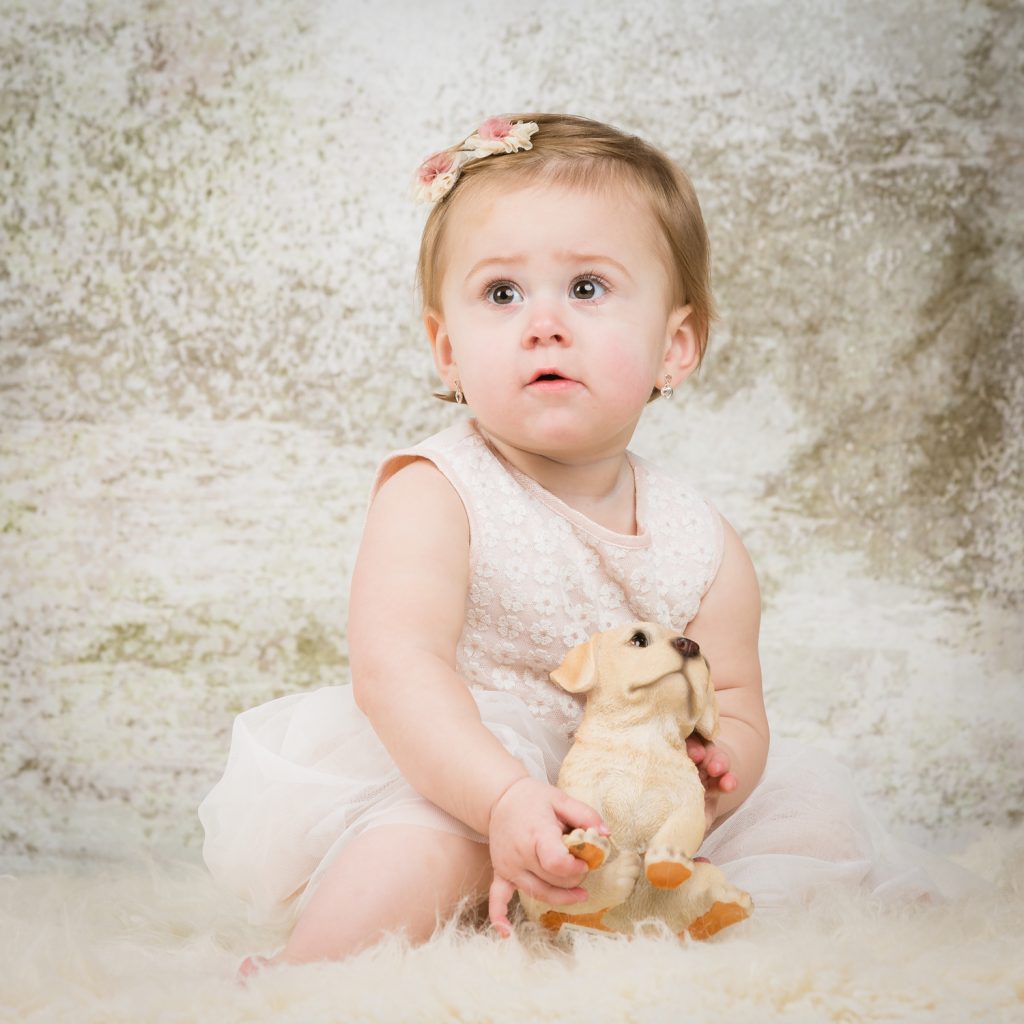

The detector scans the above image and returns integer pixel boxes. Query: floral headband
[414,117,540,204]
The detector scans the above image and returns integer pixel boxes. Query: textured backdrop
[2,0,1021,869]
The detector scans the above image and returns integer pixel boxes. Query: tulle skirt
[199,685,568,925]
[199,685,977,927]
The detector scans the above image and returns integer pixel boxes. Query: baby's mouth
[528,369,577,385]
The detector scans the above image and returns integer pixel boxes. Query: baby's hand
[686,734,738,830]
[486,777,608,937]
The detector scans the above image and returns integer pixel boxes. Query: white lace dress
[199,420,973,926]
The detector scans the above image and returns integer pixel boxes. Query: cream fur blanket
[3,829,1021,1023]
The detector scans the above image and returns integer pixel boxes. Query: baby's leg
[278,824,492,964]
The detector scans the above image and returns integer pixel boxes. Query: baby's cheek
[605,355,658,398]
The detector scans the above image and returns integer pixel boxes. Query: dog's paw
[685,896,753,940]
[644,847,694,889]
[563,828,611,871]
[603,849,642,903]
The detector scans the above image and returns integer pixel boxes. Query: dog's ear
[550,638,599,694]
[690,657,720,742]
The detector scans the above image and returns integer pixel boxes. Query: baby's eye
[486,282,523,305]
[570,276,608,301]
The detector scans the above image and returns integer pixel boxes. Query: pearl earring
[660,374,674,400]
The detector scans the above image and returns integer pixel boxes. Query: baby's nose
[672,636,700,658]
[522,303,570,347]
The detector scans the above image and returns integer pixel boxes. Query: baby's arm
[349,460,603,920]
[683,515,769,825]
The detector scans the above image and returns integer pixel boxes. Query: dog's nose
[672,636,700,658]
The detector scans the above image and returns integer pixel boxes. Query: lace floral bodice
[372,419,724,738]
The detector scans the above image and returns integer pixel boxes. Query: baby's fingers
[489,871,588,936]
[488,874,517,937]
[551,790,608,835]
[702,759,737,791]
[535,834,588,886]
[517,873,590,908]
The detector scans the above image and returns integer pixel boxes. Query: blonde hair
[417,113,715,366]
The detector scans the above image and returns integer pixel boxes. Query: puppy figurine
[520,622,753,940]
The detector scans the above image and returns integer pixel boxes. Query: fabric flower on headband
[414,117,539,204]
[471,116,539,155]
[416,151,463,204]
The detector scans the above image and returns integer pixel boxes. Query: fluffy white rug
[2,829,1022,1023]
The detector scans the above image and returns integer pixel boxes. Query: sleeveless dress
[199,420,976,927]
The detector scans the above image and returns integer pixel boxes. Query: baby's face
[429,180,688,464]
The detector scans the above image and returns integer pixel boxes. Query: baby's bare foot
[238,955,273,981]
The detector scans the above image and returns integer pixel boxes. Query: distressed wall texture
[2,0,1022,867]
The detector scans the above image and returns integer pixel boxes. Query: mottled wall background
[2,0,1021,869]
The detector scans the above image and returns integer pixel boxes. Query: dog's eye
[629,631,649,648]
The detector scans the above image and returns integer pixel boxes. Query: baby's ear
[662,304,701,385]
[424,309,455,379]
[551,639,598,694]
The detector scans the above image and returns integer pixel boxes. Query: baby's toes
[237,955,273,981]
[563,827,610,870]
[644,847,695,889]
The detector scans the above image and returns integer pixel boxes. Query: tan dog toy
[521,622,753,940]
